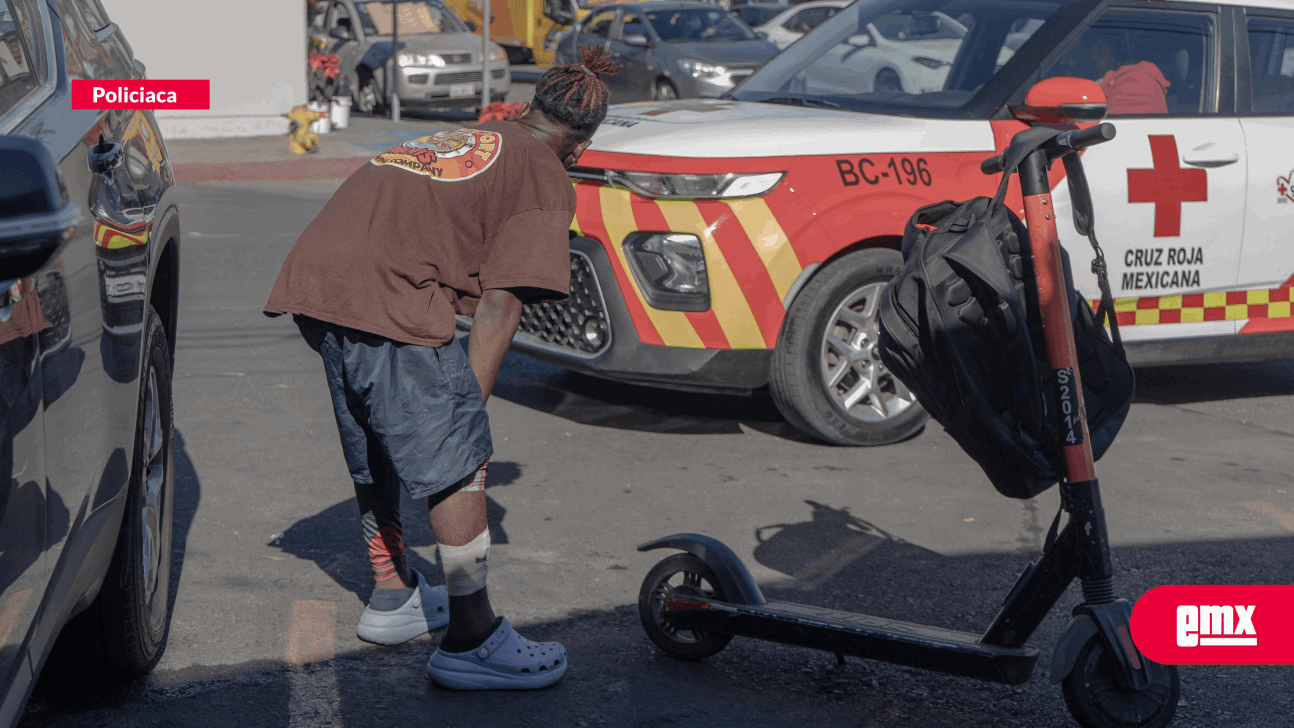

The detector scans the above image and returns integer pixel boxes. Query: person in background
[1091,37,1170,114]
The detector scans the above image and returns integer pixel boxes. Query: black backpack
[876,127,1133,500]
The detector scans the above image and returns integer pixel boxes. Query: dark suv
[0,0,180,723]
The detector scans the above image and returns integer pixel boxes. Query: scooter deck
[668,597,1039,686]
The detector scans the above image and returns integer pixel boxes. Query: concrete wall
[104,0,306,139]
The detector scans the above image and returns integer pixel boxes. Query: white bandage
[439,528,490,597]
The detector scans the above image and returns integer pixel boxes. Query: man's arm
[467,288,524,403]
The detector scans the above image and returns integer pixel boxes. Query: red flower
[477,101,526,122]
[309,53,341,80]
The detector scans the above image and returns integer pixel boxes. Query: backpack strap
[1062,153,1125,357]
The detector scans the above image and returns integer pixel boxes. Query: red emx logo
[1177,605,1256,646]
[1132,585,1294,665]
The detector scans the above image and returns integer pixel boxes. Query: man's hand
[467,288,524,403]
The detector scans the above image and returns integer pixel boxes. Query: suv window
[1246,14,1294,113]
[52,0,131,79]
[1041,8,1216,116]
[584,9,616,38]
[0,0,40,116]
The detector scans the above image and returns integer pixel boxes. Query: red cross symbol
[1127,135,1207,238]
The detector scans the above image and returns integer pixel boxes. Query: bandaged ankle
[439,528,490,597]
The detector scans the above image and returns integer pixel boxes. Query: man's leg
[355,439,415,605]
[427,464,498,650]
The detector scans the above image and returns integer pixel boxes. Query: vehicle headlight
[489,46,507,62]
[398,53,447,67]
[679,59,727,79]
[911,56,949,69]
[607,170,785,199]
[623,232,710,310]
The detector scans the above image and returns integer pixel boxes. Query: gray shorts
[295,315,493,499]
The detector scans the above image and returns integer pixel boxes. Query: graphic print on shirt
[371,129,503,181]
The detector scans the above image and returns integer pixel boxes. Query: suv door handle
[1183,144,1239,168]
[89,138,124,174]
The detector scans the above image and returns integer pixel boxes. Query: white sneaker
[357,569,449,645]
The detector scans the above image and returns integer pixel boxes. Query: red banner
[71,80,210,110]
[1131,585,1294,665]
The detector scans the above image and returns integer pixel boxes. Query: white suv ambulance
[472,0,1294,446]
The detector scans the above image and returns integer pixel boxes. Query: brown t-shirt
[263,121,576,347]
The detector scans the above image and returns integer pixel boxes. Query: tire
[638,554,733,661]
[1061,633,1180,728]
[53,305,176,679]
[353,70,385,115]
[654,79,678,101]
[875,68,903,93]
[769,248,927,446]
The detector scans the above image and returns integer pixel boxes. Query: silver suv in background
[556,1,780,101]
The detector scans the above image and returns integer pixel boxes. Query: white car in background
[809,10,968,94]
[756,0,849,50]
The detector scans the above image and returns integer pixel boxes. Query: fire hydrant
[286,105,321,155]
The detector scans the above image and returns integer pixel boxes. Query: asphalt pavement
[16,129,1294,727]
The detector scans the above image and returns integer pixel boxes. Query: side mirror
[624,33,649,47]
[0,137,81,279]
[846,33,871,46]
[328,26,351,41]
[465,20,478,32]
[542,0,575,26]
[1011,76,1107,123]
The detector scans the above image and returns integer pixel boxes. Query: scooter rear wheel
[638,554,733,661]
[1061,633,1180,728]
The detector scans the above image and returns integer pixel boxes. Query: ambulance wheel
[655,80,678,101]
[1061,634,1180,728]
[638,554,733,661]
[770,248,926,446]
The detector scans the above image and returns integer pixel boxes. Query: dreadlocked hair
[532,45,622,140]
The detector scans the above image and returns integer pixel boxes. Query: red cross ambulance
[463,0,1294,447]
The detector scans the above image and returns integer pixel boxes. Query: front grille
[435,69,506,86]
[518,251,611,355]
[408,73,430,84]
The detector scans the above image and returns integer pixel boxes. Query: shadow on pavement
[490,349,819,443]
[20,529,1294,728]
[269,463,521,603]
[1134,358,1294,405]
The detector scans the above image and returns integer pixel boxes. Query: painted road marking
[0,589,33,648]
[1245,502,1294,533]
[286,600,343,728]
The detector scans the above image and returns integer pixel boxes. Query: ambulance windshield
[732,0,1071,113]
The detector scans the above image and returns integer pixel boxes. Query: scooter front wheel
[1061,633,1180,728]
[638,554,733,661]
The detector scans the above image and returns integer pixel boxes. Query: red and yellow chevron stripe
[571,180,804,349]
[1094,275,1294,334]
[94,221,149,249]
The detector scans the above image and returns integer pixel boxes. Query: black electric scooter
[635,116,1181,727]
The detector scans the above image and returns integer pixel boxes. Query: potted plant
[308,52,342,133]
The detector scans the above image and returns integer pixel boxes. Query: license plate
[449,83,474,98]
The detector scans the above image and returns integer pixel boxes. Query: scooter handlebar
[979,123,1117,176]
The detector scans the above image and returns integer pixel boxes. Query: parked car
[460,0,1294,448]
[555,1,780,101]
[730,3,784,28]
[310,0,511,113]
[0,0,181,723]
[754,0,847,50]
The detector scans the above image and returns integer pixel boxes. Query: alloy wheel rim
[658,84,676,100]
[650,570,710,644]
[819,282,917,423]
[140,367,166,617]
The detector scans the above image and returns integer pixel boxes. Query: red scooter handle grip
[979,123,1117,175]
